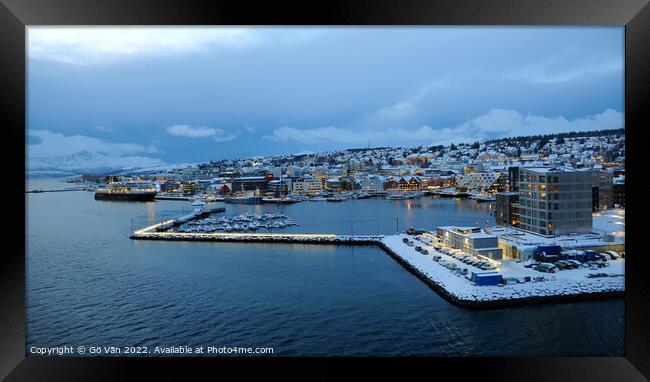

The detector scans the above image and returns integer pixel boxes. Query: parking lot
[403,231,625,285]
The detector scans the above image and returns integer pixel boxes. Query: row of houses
[157,174,464,196]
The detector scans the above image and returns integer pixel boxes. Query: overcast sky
[27,27,624,170]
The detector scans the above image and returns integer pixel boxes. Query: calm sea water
[25,178,624,356]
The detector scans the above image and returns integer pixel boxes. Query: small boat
[191,199,205,206]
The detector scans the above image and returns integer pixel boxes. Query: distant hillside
[484,128,624,145]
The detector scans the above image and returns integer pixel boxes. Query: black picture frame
[1,0,648,380]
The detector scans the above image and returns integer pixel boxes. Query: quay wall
[376,241,623,309]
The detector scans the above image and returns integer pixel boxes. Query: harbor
[27,176,625,356]
[130,211,624,309]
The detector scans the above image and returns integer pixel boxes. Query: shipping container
[536,245,562,257]
[471,272,503,286]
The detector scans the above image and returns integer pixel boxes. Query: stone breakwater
[131,230,383,244]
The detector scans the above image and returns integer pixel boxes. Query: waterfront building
[419,177,442,190]
[194,179,213,193]
[495,192,520,227]
[267,179,289,197]
[398,176,420,191]
[358,175,385,193]
[291,176,323,196]
[325,178,343,192]
[383,177,399,190]
[162,179,182,193]
[518,167,593,236]
[435,226,503,259]
[231,176,268,192]
[455,172,503,192]
[180,181,196,195]
[340,176,361,191]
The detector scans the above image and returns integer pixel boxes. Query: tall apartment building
[518,168,593,236]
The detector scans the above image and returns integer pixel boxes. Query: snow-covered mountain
[27,150,170,177]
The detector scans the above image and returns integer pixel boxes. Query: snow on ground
[593,209,625,236]
[381,234,624,303]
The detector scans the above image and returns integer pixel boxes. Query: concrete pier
[130,220,624,309]
[131,227,382,244]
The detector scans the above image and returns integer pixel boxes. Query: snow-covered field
[381,234,624,303]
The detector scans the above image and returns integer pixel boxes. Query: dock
[131,230,383,244]
[130,218,624,309]
[25,188,87,193]
[141,206,226,232]
[154,195,191,201]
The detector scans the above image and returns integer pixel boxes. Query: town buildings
[435,226,503,259]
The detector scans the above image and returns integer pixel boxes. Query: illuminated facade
[518,168,593,236]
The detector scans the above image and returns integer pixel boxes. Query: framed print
[1,0,649,380]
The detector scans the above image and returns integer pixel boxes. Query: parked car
[406,227,425,235]
[415,246,422,252]
[406,241,414,247]
[421,249,429,255]
[402,238,409,243]
[587,273,609,278]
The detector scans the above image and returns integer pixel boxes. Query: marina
[174,212,300,233]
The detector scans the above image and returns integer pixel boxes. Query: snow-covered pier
[131,226,383,244]
[131,222,624,308]
[379,234,624,308]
